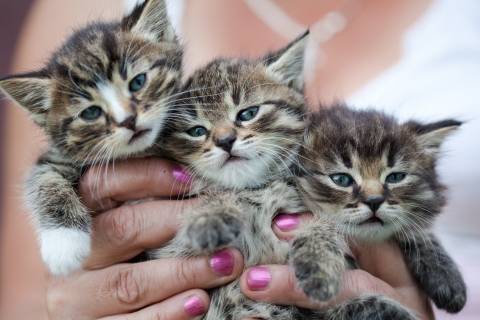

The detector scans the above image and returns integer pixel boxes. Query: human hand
[46,158,244,320]
[240,213,434,320]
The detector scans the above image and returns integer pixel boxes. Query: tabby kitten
[0,0,182,276]
[155,33,325,319]
[297,106,467,314]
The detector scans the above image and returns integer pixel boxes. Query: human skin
[46,159,433,319]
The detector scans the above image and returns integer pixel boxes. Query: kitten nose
[119,115,137,131]
[215,133,237,152]
[363,195,385,213]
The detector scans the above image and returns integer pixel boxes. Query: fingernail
[172,165,191,183]
[210,249,234,276]
[184,295,205,316]
[274,214,300,232]
[247,266,271,291]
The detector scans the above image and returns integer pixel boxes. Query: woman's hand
[240,214,434,320]
[46,159,244,320]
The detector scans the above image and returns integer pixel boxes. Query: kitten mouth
[359,216,385,226]
[128,129,151,144]
[227,155,245,162]
[220,155,248,167]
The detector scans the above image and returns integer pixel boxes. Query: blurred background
[0,0,478,319]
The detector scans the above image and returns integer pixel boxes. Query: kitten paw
[290,238,341,301]
[186,213,243,253]
[328,296,417,320]
[430,281,467,313]
[39,227,91,276]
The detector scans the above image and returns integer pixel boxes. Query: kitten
[154,32,317,319]
[0,0,182,276]
[297,106,467,315]
[154,33,415,320]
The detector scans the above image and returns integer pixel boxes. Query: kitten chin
[197,152,297,189]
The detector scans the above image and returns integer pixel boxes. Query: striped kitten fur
[153,33,416,320]
[0,0,182,275]
[297,106,467,314]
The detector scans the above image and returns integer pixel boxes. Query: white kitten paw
[39,228,91,276]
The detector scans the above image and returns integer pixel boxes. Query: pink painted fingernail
[172,165,191,183]
[184,295,205,316]
[247,266,271,291]
[210,249,234,276]
[274,214,300,231]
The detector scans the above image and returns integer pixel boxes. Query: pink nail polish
[184,295,205,316]
[210,249,234,276]
[247,266,271,291]
[172,165,191,183]
[274,214,300,231]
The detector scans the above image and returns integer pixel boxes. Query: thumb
[352,240,414,288]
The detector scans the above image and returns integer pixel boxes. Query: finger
[240,265,400,310]
[240,265,323,309]
[85,199,198,269]
[99,289,210,320]
[271,212,313,240]
[48,249,243,318]
[351,240,415,288]
[79,158,193,211]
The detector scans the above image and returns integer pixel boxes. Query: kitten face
[0,0,181,162]
[298,106,461,241]
[163,33,309,189]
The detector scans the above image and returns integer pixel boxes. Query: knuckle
[104,205,142,246]
[174,259,198,287]
[106,266,144,306]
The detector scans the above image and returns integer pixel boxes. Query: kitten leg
[26,163,91,276]
[324,295,417,320]
[397,232,467,313]
[179,195,245,255]
[289,218,346,302]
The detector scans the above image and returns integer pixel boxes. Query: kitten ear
[0,71,52,127]
[407,119,462,155]
[122,0,177,43]
[264,30,309,91]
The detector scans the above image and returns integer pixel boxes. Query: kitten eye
[330,173,355,187]
[129,73,147,92]
[237,106,260,122]
[186,126,208,137]
[385,172,407,184]
[80,106,103,121]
